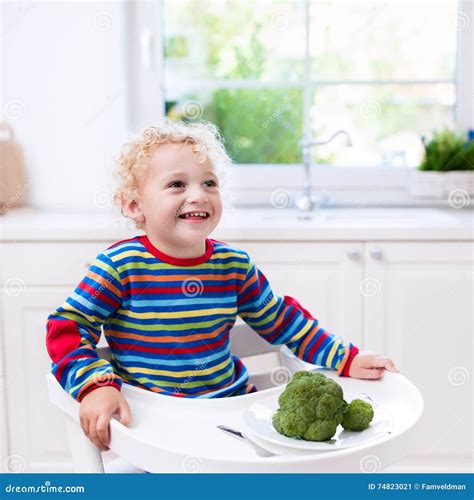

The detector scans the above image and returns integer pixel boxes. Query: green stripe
[240,307,278,327]
[59,310,103,328]
[105,315,235,332]
[123,363,234,389]
[116,260,248,274]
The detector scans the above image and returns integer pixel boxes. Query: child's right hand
[348,350,400,380]
[79,386,132,451]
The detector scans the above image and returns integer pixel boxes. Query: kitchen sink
[251,207,458,225]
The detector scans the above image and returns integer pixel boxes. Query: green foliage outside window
[165,2,303,163]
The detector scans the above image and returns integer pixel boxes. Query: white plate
[243,392,392,451]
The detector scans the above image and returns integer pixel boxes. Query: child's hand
[79,386,132,451]
[348,350,400,380]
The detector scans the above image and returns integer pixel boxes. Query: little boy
[46,120,399,451]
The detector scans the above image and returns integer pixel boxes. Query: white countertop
[1,206,473,241]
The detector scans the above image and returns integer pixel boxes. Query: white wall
[1,1,131,210]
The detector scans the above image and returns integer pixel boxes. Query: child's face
[132,142,223,251]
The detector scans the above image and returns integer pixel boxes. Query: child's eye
[168,181,185,188]
[203,180,217,188]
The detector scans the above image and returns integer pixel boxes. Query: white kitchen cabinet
[364,242,473,470]
[2,287,75,472]
[0,243,7,473]
[237,242,364,348]
[1,242,111,286]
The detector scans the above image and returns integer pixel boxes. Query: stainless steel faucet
[297,130,352,212]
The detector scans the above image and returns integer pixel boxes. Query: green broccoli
[272,371,374,441]
[272,371,348,442]
[341,399,374,432]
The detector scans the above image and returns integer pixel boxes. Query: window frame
[127,0,473,206]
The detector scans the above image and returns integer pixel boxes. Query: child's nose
[186,185,208,203]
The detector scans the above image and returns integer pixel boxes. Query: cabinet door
[2,287,76,472]
[0,244,8,471]
[365,242,473,469]
[0,242,112,286]
[234,242,364,347]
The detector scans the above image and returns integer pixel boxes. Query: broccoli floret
[341,399,374,431]
[272,371,348,442]
[304,419,338,442]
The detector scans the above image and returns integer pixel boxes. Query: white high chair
[46,323,423,473]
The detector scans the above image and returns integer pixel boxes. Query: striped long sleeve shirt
[46,236,359,401]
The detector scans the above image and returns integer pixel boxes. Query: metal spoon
[217,425,280,457]
[355,392,374,402]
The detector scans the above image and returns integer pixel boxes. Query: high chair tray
[47,365,423,473]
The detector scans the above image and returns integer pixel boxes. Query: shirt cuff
[337,344,359,377]
[77,377,122,402]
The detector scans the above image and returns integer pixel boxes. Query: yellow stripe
[116,260,248,273]
[128,364,235,389]
[121,306,237,320]
[108,316,228,332]
[336,345,349,374]
[61,308,99,328]
[110,250,147,261]
[75,359,108,378]
[111,249,246,261]
[326,338,342,367]
[211,251,246,260]
[125,357,230,378]
[239,295,277,324]
[70,364,112,393]
[91,258,118,280]
[288,319,313,343]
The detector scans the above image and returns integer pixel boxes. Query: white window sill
[225,164,470,208]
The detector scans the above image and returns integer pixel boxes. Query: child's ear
[121,194,145,225]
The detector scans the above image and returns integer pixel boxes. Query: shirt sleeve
[236,252,359,376]
[45,252,123,401]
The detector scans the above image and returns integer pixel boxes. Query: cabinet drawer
[1,242,113,286]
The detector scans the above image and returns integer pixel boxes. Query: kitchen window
[128,0,472,202]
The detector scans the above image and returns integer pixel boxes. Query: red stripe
[238,289,257,307]
[342,345,360,377]
[264,306,296,343]
[238,270,272,307]
[77,379,121,402]
[126,285,235,295]
[259,296,316,344]
[78,281,120,308]
[240,270,266,304]
[140,235,214,266]
[108,335,227,355]
[307,330,329,361]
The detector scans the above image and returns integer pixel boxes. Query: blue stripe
[114,346,230,368]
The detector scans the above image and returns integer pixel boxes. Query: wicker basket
[0,122,28,213]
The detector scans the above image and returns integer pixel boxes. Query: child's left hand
[348,350,400,380]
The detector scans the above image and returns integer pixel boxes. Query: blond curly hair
[113,120,232,228]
